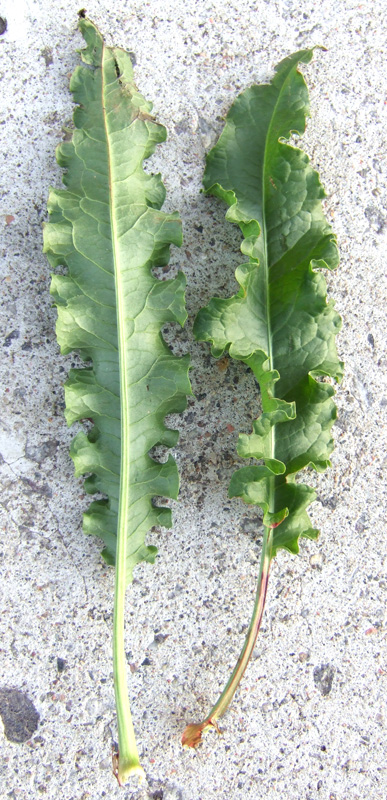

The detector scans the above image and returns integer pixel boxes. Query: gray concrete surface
[1,0,386,798]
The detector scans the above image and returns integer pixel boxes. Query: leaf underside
[44,19,190,582]
[194,49,342,557]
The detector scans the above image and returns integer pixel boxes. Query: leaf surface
[44,17,191,781]
[184,47,343,751]
[44,19,190,582]
[195,49,342,556]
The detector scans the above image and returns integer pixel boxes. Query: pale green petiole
[113,564,145,784]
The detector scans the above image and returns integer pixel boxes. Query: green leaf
[183,50,342,747]
[43,16,190,784]
[194,48,342,557]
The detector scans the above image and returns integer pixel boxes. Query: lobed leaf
[183,47,343,751]
[44,17,191,782]
[44,18,191,583]
[195,48,342,557]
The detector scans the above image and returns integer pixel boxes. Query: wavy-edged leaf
[44,17,191,783]
[195,48,342,556]
[185,48,342,748]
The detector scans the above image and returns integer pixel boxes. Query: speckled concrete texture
[1,0,386,798]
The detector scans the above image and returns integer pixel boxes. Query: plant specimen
[184,48,342,747]
[43,16,190,784]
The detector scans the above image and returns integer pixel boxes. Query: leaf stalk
[182,527,273,748]
[113,565,145,784]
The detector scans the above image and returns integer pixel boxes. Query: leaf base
[182,717,222,749]
[112,750,146,786]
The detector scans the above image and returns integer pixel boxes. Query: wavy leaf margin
[185,47,343,748]
[43,16,191,783]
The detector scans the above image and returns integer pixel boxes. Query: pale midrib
[101,44,133,754]
[101,49,130,574]
[260,70,294,515]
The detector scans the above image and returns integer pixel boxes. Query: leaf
[196,47,342,554]
[185,48,342,746]
[43,16,191,784]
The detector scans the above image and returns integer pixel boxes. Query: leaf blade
[44,18,191,581]
[44,16,191,781]
[195,48,342,555]
[187,48,342,747]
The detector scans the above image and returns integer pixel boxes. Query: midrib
[260,71,293,514]
[101,47,130,569]
[101,45,140,764]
